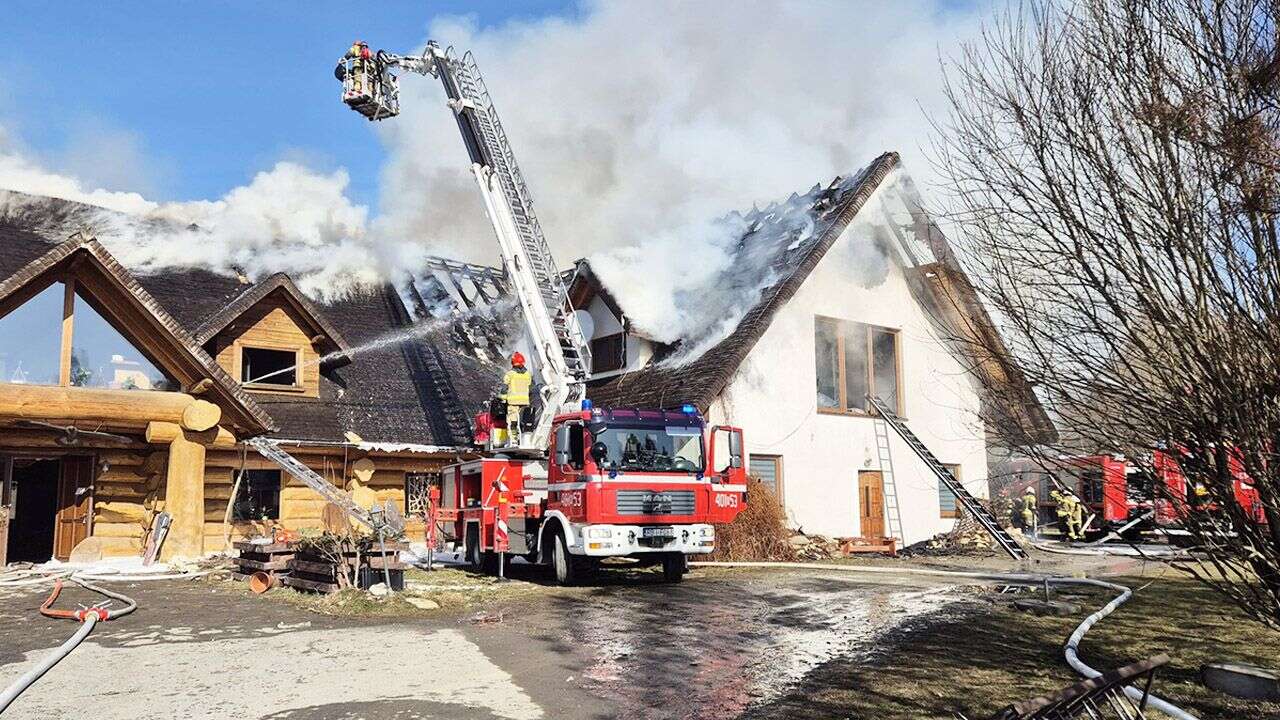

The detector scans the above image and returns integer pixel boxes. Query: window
[70,289,174,390]
[0,283,63,386]
[939,463,962,519]
[0,281,175,390]
[241,347,298,387]
[404,472,439,517]
[232,470,281,520]
[749,454,784,503]
[591,333,625,373]
[814,317,900,414]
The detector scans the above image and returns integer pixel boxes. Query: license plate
[643,527,676,538]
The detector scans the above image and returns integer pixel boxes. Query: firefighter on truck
[499,352,533,447]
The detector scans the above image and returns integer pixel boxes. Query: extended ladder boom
[866,395,1027,560]
[337,43,591,450]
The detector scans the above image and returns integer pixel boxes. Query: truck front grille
[615,490,696,516]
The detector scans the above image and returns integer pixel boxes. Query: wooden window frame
[748,453,785,506]
[939,463,962,519]
[236,342,305,393]
[814,315,904,418]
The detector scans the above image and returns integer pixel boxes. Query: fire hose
[0,577,137,714]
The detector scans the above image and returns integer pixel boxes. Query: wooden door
[54,456,93,560]
[859,471,885,538]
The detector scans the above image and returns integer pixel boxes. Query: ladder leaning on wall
[866,394,1028,560]
[871,416,906,545]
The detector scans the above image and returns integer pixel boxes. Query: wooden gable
[207,289,323,397]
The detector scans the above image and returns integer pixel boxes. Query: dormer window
[240,346,300,389]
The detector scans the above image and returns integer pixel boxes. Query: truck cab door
[707,426,746,523]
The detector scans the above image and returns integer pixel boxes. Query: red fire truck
[1020,450,1267,538]
[335,42,750,583]
[439,405,747,584]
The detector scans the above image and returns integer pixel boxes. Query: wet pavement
[0,567,962,719]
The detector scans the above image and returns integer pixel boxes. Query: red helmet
[511,352,526,367]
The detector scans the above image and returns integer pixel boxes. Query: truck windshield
[594,424,704,473]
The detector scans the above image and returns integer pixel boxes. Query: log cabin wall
[199,447,446,553]
[208,293,322,398]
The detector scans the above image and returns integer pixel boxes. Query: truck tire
[551,532,577,585]
[661,554,686,583]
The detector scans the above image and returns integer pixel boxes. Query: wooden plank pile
[231,540,295,584]
[282,540,411,594]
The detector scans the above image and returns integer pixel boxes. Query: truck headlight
[700,527,715,538]
[586,527,613,539]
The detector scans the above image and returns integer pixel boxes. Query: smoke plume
[0,1,979,319]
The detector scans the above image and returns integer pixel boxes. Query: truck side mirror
[591,441,609,464]
[729,430,743,461]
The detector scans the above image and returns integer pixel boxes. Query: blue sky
[1,1,577,208]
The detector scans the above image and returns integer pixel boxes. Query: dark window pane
[843,323,869,411]
[0,283,63,386]
[749,456,781,497]
[71,289,176,391]
[232,470,280,520]
[815,319,839,408]
[591,333,625,373]
[871,330,898,414]
[242,347,297,386]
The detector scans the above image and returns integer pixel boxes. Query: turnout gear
[500,361,533,446]
[1021,487,1038,536]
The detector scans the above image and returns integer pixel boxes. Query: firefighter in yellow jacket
[500,352,533,446]
[1021,486,1038,537]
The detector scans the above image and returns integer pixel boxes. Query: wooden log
[95,536,143,557]
[180,399,221,432]
[0,385,197,428]
[145,422,236,448]
[139,451,168,477]
[159,429,206,559]
[187,378,213,396]
[0,427,147,450]
[93,522,145,538]
[95,501,148,524]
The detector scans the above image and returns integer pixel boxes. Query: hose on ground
[0,577,137,714]
[692,561,1199,719]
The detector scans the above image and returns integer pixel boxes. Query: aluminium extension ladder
[866,394,1027,560]
[871,416,906,545]
[248,438,374,529]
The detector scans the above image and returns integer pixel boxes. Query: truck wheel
[661,554,686,583]
[551,532,577,586]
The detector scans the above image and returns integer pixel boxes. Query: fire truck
[334,41,748,583]
[1018,450,1267,539]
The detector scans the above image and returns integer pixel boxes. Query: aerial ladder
[335,41,591,450]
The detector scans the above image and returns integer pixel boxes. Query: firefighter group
[1021,485,1085,541]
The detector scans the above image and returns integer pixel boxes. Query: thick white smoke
[1,1,979,318]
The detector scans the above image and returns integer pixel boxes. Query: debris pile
[709,478,798,561]
[904,510,998,556]
[787,532,840,560]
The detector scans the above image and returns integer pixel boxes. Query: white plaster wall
[705,222,988,547]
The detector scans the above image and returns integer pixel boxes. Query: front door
[859,471,885,538]
[54,456,93,560]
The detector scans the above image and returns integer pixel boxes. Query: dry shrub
[709,477,798,561]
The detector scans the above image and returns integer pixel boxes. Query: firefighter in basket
[340,40,373,99]
[500,352,533,446]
